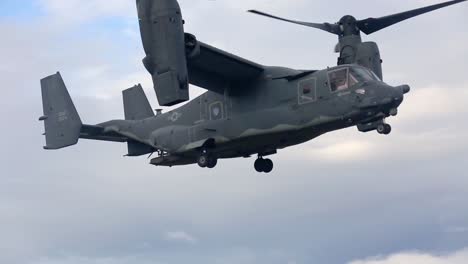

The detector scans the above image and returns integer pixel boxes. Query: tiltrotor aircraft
[40,0,466,173]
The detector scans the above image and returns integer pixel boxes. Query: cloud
[348,248,468,264]
[398,84,468,122]
[30,256,166,264]
[38,0,134,24]
[446,227,468,234]
[307,140,374,162]
[164,231,198,244]
[1,1,468,264]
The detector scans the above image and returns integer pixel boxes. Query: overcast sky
[1,0,468,264]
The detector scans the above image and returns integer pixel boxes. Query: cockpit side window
[328,68,349,92]
[298,78,317,104]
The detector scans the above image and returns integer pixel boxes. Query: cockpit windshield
[328,66,380,92]
[350,67,380,82]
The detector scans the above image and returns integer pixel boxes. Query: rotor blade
[248,10,341,35]
[357,0,468,35]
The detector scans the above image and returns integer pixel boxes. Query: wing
[187,41,265,93]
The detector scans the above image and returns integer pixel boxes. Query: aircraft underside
[149,115,361,172]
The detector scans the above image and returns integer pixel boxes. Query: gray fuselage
[106,64,405,166]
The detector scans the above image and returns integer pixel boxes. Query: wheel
[254,158,274,173]
[263,159,274,173]
[383,124,392,135]
[377,124,386,134]
[197,155,209,168]
[377,124,392,135]
[254,158,264,173]
[207,157,218,169]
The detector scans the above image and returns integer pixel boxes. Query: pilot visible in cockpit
[329,68,348,92]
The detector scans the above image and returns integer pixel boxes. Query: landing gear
[254,157,274,173]
[358,119,392,135]
[377,123,392,135]
[206,157,217,169]
[197,151,218,169]
[197,154,209,168]
[254,159,262,172]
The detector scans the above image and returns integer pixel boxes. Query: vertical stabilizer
[122,84,155,156]
[40,72,82,149]
[122,84,154,120]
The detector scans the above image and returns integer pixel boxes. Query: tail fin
[40,72,82,150]
[123,84,155,156]
[122,84,154,120]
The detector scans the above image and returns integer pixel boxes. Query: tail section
[40,72,82,150]
[122,84,154,120]
[122,84,155,156]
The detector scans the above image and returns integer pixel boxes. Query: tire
[263,159,274,173]
[197,155,209,168]
[207,157,218,169]
[254,159,264,173]
[383,124,392,135]
[377,124,386,134]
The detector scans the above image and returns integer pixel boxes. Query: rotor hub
[338,15,360,36]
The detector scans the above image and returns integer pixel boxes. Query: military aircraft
[39,0,467,173]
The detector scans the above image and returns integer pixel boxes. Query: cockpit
[328,66,381,92]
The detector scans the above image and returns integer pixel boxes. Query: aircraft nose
[355,83,409,110]
[396,84,411,95]
[390,84,410,108]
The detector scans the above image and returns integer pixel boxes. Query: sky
[1,0,468,263]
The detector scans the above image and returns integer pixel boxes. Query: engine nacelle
[137,0,189,106]
[355,42,383,80]
[336,37,383,81]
